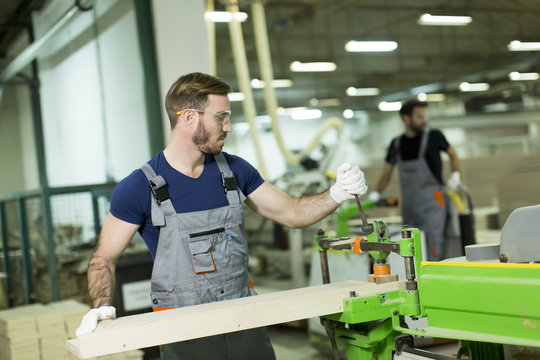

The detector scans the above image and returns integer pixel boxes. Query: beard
[192,121,226,155]
[410,122,425,135]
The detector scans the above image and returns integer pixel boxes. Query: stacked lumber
[0,304,42,360]
[0,300,144,360]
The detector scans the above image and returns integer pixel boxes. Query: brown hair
[165,72,232,129]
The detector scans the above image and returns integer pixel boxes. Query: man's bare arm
[245,182,339,229]
[375,162,394,193]
[88,213,139,307]
[446,145,460,172]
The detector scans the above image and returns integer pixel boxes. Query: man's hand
[366,191,381,202]
[330,163,368,204]
[75,305,116,336]
[446,171,461,190]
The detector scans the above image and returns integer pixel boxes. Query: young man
[76,72,368,359]
[368,100,461,260]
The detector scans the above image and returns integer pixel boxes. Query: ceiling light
[378,101,402,112]
[459,82,489,92]
[277,107,307,115]
[509,71,540,81]
[291,109,322,120]
[310,98,341,107]
[205,11,248,23]
[290,61,337,72]
[507,40,540,51]
[228,92,245,101]
[343,109,354,119]
[346,87,380,96]
[251,79,293,88]
[345,41,398,52]
[417,13,472,26]
[417,93,446,102]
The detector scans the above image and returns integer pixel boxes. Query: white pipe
[205,0,216,76]
[251,1,343,166]
[226,1,268,179]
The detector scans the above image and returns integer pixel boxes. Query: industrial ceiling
[1,0,539,117]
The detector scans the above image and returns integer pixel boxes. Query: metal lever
[354,195,374,234]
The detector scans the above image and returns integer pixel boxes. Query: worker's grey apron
[395,129,446,260]
[140,153,275,360]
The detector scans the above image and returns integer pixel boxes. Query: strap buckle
[221,173,238,194]
[149,180,170,204]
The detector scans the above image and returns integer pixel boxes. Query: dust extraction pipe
[226,0,268,179]
[250,0,343,167]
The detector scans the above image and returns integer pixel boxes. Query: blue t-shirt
[110,151,264,259]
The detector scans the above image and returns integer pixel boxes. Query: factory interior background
[0,0,539,359]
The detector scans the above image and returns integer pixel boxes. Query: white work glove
[75,305,116,336]
[367,191,381,202]
[329,163,368,204]
[446,171,461,190]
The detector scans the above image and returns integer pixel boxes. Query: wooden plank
[66,280,406,358]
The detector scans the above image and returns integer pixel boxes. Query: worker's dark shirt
[385,129,450,185]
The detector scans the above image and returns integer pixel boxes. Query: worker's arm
[446,145,460,173]
[76,213,139,336]
[246,183,339,228]
[246,164,367,228]
[88,213,139,307]
[445,145,462,189]
[375,161,394,193]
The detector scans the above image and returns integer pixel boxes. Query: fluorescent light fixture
[509,71,540,81]
[310,98,341,107]
[417,93,446,102]
[345,41,398,52]
[250,79,293,88]
[346,87,380,96]
[290,61,336,72]
[378,101,402,112]
[277,107,306,115]
[205,11,248,23]
[507,40,540,51]
[459,82,489,92]
[417,13,472,26]
[343,109,354,119]
[228,92,245,101]
[291,109,322,120]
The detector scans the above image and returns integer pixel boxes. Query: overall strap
[214,153,246,205]
[418,128,431,158]
[140,163,176,226]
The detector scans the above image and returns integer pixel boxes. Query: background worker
[76,72,368,359]
[368,100,461,260]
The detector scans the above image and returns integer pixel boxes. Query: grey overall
[395,128,447,260]
[140,153,275,360]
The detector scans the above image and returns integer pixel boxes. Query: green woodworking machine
[315,199,540,360]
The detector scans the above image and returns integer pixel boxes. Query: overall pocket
[188,228,225,274]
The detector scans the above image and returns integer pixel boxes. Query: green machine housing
[314,203,540,360]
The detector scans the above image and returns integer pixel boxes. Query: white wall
[152,0,211,141]
[34,0,150,187]
[0,31,38,195]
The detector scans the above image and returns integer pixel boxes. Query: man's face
[404,106,427,135]
[192,94,232,155]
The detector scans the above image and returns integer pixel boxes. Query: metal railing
[0,183,115,307]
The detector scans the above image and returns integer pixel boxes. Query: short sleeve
[224,153,265,196]
[384,138,398,165]
[109,169,150,225]
[430,129,450,152]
